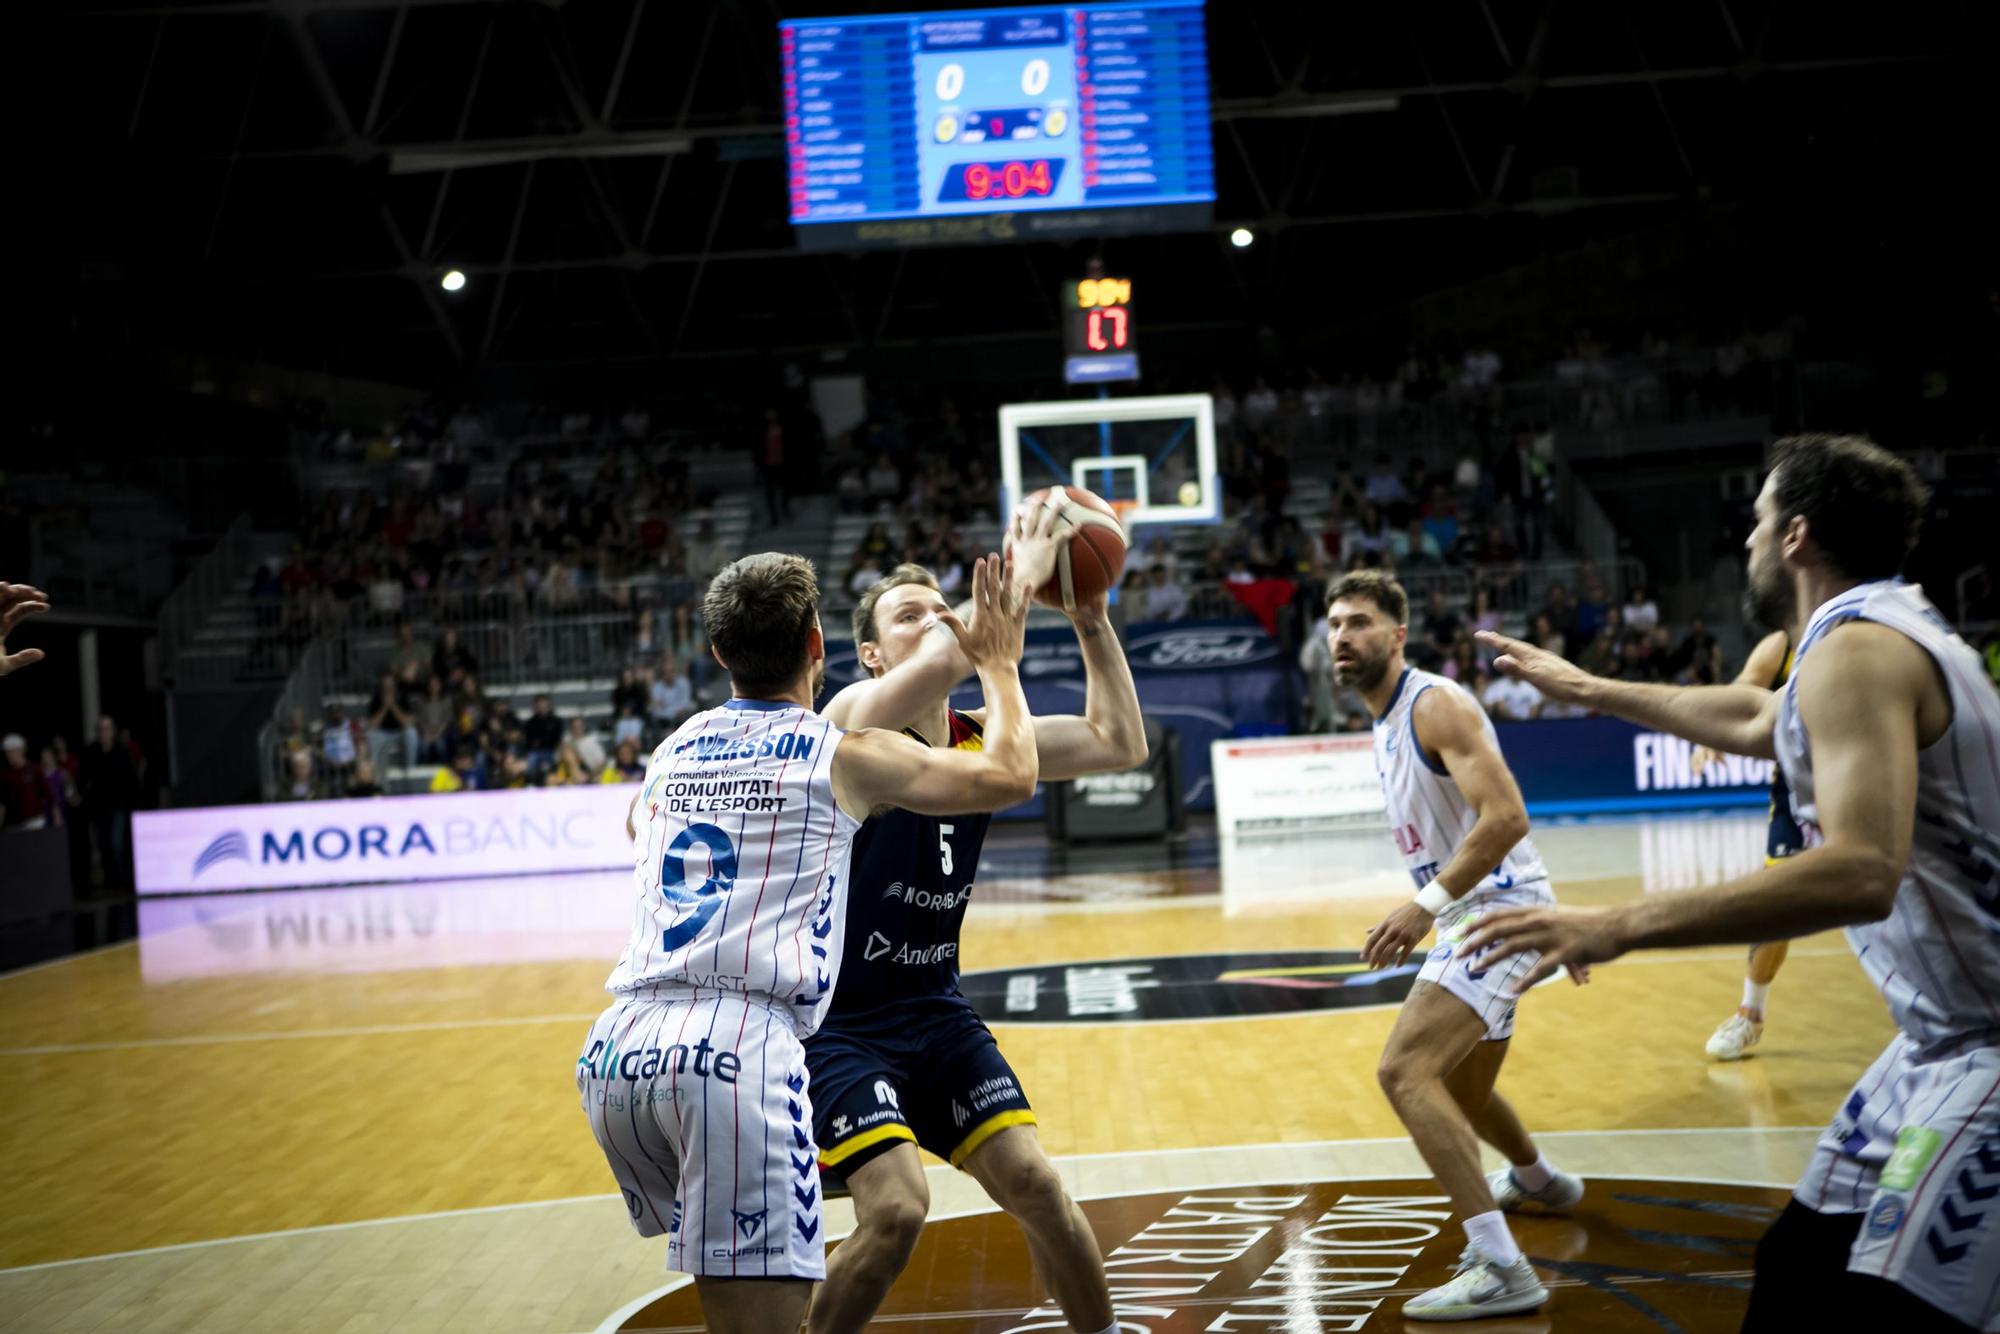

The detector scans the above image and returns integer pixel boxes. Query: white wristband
[1413,880,1455,917]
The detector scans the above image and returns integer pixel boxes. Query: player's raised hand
[938,555,1029,675]
[1362,901,1435,971]
[0,583,51,678]
[1474,630,1599,706]
[1005,488,1069,595]
[1455,903,1628,994]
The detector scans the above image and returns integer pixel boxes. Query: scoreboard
[780,2,1215,251]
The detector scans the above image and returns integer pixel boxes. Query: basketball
[1009,484,1129,612]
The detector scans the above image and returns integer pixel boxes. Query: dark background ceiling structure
[35,0,1992,393]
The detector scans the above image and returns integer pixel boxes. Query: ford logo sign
[1126,628,1277,670]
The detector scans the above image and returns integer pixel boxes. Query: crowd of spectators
[257,406,722,671]
[271,618,705,802]
[1299,571,1734,734]
[0,716,145,892]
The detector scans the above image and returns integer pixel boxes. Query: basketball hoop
[1108,498,1140,532]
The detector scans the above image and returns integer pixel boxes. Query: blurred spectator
[612,703,645,749]
[1668,616,1718,678]
[523,696,564,773]
[1482,671,1543,721]
[1422,591,1462,649]
[651,655,694,731]
[416,676,453,763]
[322,702,359,786]
[81,716,139,892]
[40,745,78,828]
[1622,585,1661,635]
[1141,566,1189,622]
[390,622,430,683]
[1,734,46,829]
[1364,455,1408,515]
[760,406,790,525]
[346,756,384,798]
[550,743,592,786]
[1576,580,1608,648]
[602,739,646,783]
[1243,377,1279,429]
[431,749,482,793]
[433,629,477,687]
[568,716,607,774]
[1531,612,1566,660]
[1392,518,1441,567]
[612,667,648,721]
[281,749,318,801]
[366,672,418,767]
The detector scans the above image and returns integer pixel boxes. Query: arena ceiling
[42,0,1987,385]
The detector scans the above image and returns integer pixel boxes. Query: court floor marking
[0,1130,1818,1277]
[585,1168,1799,1334]
[0,938,138,982]
[0,944,1861,1054]
[0,1012,605,1056]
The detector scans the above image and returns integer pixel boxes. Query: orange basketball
[1008,485,1129,611]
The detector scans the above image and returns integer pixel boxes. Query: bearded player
[803,493,1146,1334]
[1333,568,1585,1322]
[1463,435,1997,1330]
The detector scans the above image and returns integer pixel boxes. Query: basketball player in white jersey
[1464,434,1997,1330]
[1329,569,1584,1321]
[577,552,1039,1334]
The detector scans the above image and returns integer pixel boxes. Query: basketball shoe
[1487,1164,1585,1212]
[1403,1246,1548,1321]
[1706,1008,1764,1061]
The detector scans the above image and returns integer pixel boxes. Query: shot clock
[781,2,1214,250]
[1063,276,1139,384]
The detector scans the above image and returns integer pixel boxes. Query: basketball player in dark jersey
[1701,628,1802,1059]
[804,499,1146,1334]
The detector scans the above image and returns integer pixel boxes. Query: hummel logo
[952,1100,970,1128]
[864,931,892,961]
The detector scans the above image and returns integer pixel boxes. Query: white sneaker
[1488,1164,1585,1212]
[1706,1009,1764,1061]
[1402,1246,1549,1322]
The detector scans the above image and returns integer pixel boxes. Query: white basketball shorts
[1417,882,1557,1042]
[1795,1032,2000,1328]
[576,990,826,1280]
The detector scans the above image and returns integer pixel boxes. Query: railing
[255,638,333,801]
[159,512,254,676]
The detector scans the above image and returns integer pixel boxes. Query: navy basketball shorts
[805,999,1036,1185]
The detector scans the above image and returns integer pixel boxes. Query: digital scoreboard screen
[780,2,1214,250]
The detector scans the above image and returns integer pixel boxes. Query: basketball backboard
[997,393,1218,530]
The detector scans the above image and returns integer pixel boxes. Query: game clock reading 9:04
[940,159,1063,203]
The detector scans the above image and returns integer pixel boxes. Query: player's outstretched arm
[1361,685,1532,970]
[0,582,51,678]
[1458,623,1921,990]
[1476,629,1780,758]
[833,556,1039,817]
[1022,591,1148,781]
[1692,629,1789,775]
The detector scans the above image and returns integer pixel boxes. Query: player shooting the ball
[802,487,1147,1334]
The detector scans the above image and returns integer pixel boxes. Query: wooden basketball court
[0,813,1893,1332]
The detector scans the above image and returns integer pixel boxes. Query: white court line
[0,1128,1820,1277]
[0,946,1863,1051]
[0,1012,603,1056]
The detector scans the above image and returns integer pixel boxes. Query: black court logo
[959,951,1420,1025]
